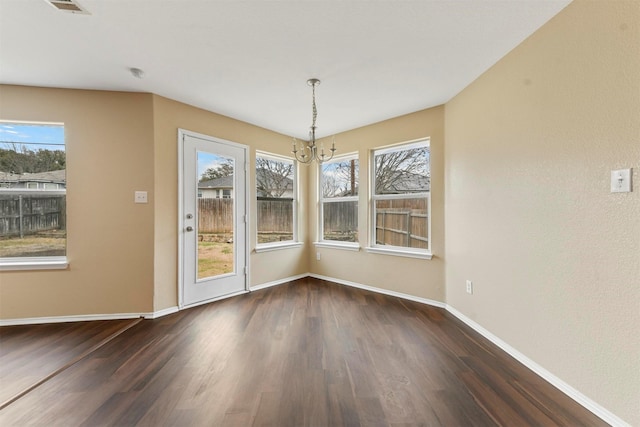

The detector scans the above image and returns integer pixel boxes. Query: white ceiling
[0,0,571,139]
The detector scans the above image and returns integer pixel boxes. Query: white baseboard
[144,306,179,319]
[250,273,309,292]
[308,273,447,309]
[0,312,143,327]
[0,306,181,326]
[444,305,629,427]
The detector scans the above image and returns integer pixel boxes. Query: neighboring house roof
[0,169,66,185]
[335,186,359,197]
[198,175,233,189]
[377,171,430,194]
[256,168,293,197]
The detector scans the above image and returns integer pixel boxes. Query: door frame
[177,128,250,309]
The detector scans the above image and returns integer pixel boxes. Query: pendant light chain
[292,78,336,164]
[310,81,317,144]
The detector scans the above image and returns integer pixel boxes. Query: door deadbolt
[186,213,193,219]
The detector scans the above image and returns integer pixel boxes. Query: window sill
[255,242,303,253]
[0,257,69,271]
[313,241,360,251]
[365,246,433,260]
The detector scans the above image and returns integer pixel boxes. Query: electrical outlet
[134,191,148,204]
[316,252,321,261]
[466,280,473,295]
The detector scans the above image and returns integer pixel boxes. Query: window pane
[197,152,234,279]
[374,145,429,195]
[374,198,428,249]
[320,156,359,244]
[256,155,295,244]
[323,200,358,242]
[0,123,66,259]
[322,158,358,198]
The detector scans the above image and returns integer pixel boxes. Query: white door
[179,130,248,308]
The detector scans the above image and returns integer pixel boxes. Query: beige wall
[308,107,445,302]
[151,95,309,311]
[0,86,156,318]
[444,1,640,424]
[0,88,310,318]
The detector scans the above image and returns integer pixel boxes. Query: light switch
[610,169,632,193]
[134,191,148,203]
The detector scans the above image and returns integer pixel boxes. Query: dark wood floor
[0,278,607,426]
[0,318,139,407]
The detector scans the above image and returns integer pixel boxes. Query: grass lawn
[0,232,66,257]
[198,240,233,278]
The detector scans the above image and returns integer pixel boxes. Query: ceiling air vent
[45,0,90,15]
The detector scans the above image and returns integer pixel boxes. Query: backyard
[0,231,66,258]
[197,234,233,278]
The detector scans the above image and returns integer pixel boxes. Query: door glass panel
[196,151,234,280]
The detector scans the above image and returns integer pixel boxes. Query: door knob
[186,226,194,232]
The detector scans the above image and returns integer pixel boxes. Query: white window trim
[368,138,432,258]
[365,246,432,259]
[254,241,304,253]
[313,241,360,251]
[319,153,359,248]
[255,151,298,248]
[0,256,68,271]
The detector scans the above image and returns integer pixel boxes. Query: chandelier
[292,78,336,164]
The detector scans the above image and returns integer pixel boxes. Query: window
[369,139,431,258]
[0,121,68,269]
[319,154,359,247]
[256,152,299,250]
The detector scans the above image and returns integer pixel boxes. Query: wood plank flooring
[0,318,139,407]
[0,278,608,426]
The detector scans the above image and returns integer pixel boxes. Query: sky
[322,158,359,197]
[0,122,65,152]
[197,151,233,180]
[322,159,358,183]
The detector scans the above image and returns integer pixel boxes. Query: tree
[374,146,429,194]
[322,159,358,197]
[256,157,293,198]
[200,160,234,182]
[322,173,339,198]
[34,149,65,172]
[0,146,65,174]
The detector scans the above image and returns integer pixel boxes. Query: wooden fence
[257,197,293,233]
[198,197,294,234]
[323,201,358,234]
[198,198,234,233]
[375,198,428,249]
[0,193,66,238]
